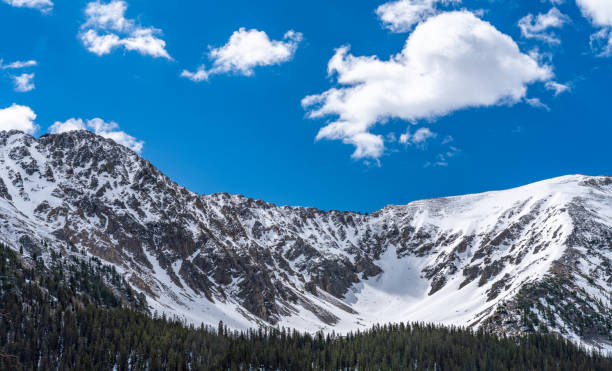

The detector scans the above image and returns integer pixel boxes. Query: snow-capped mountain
[0,130,610,351]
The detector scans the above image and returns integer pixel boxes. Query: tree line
[0,243,610,370]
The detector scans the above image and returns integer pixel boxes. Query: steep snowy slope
[0,130,609,351]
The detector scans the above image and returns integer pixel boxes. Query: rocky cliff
[0,130,609,351]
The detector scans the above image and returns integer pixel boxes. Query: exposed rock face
[0,130,609,352]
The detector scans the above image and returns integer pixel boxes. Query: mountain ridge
[0,130,610,352]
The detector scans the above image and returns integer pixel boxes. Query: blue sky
[0,0,610,212]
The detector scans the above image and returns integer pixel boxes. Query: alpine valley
[0,130,610,353]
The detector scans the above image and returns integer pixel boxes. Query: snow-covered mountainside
[0,130,610,351]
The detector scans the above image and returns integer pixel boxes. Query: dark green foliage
[0,243,610,370]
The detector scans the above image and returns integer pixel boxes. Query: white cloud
[1,60,38,92]
[518,8,569,44]
[80,30,122,56]
[411,127,437,144]
[590,28,612,55]
[435,146,460,166]
[12,73,35,92]
[121,28,170,59]
[577,0,612,26]
[86,118,144,153]
[545,80,570,95]
[399,127,437,147]
[525,97,550,110]
[80,1,171,59]
[577,0,612,55]
[424,146,460,167]
[180,66,208,82]
[0,104,38,134]
[0,60,37,69]
[303,11,552,160]
[376,0,460,32]
[2,0,52,12]
[209,29,302,75]
[48,118,86,133]
[400,127,460,167]
[49,118,144,153]
[181,28,302,81]
[83,0,132,32]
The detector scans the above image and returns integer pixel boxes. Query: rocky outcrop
[0,130,609,352]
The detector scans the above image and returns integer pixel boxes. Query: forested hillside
[0,244,609,370]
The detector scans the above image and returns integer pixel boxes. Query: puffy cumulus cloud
[86,118,144,153]
[376,0,460,32]
[0,104,38,134]
[49,118,144,153]
[518,8,569,44]
[12,73,35,92]
[577,0,612,55]
[80,30,121,56]
[120,28,170,59]
[48,118,86,133]
[208,29,302,75]
[302,11,552,160]
[577,0,612,26]
[181,28,302,81]
[2,0,52,12]
[83,0,132,32]
[80,1,171,59]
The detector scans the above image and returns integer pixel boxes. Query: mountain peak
[0,130,609,352]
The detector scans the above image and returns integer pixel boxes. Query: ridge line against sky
[0,0,610,211]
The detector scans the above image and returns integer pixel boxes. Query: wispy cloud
[399,127,437,148]
[1,59,38,92]
[0,60,38,69]
[518,7,569,44]
[424,146,460,167]
[525,97,550,111]
[545,81,570,96]
[2,0,53,13]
